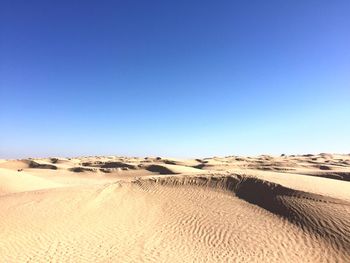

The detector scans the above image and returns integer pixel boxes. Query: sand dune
[0,168,62,195]
[0,154,349,262]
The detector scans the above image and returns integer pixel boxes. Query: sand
[0,154,349,262]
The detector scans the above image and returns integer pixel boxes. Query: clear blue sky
[1,1,349,158]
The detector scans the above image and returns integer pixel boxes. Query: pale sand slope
[1,181,348,262]
[0,155,349,262]
[0,168,63,195]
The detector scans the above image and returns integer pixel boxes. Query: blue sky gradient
[1,0,349,158]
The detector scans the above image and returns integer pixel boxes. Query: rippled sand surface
[0,154,349,262]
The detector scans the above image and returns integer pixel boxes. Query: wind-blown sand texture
[0,154,350,262]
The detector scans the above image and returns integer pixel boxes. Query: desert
[0,154,349,262]
[2,1,350,262]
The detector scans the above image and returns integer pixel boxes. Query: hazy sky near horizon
[1,0,350,158]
